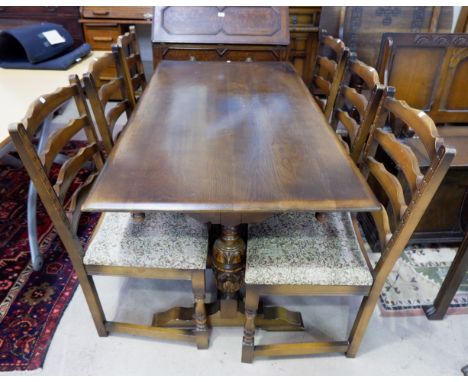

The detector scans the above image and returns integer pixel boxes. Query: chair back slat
[83,52,133,154]
[41,116,88,170]
[370,206,392,249]
[373,144,455,278]
[350,59,380,90]
[311,32,350,121]
[54,143,100,202]
[332,57,385,164]
[8,83,104,228]
[113,25,147,109]
[317,56,337,78]
[87,53,116,88]
[9,122,80,236]
[373,128,424,195]
[383,97,442,160]
[126,53,140,70]
[337,110,359,145]
[366,156,408,226]
[340,85,368,119]
[361,92,455,277]
[106,101,129,136]
[313,75,331,95]
[323,34,346,56]
[98,77,123,107]
[130,75,144,91]
[21,86,77,138]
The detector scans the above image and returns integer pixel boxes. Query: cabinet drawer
[289,7,321,26]
[81,6,153,21]
[83,23,123,50]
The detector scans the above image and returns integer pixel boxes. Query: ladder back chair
[83,52,133,155]
[113,25,147,109]
[9,82,210,350]
[311,31,350,121]
[241,89,455,363]
[332,55,385,163]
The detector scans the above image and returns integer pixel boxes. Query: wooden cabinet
[288,7,320,86]
[0,6,83,48]
[152,6,321,86]
[80,6,153,51]
[152,6,290,70]
[152,6,289,45]
[81,6,153,21]
[80,6,153,99]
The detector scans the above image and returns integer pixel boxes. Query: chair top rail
[20,85,78,138]
[384,97,442,160]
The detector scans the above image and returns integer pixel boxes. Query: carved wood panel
[443,52,468,110]
[319,6,453,67]
[376,33,468,124]
[152,6,289,45]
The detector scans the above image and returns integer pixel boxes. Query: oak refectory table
[82,60,380,328]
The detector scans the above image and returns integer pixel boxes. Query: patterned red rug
[0,160,98,371]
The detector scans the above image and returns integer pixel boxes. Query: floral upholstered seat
[245,212,373,286]
[84,212,208,270]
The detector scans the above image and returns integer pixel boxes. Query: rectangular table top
[0,51,107,150]
[83,60,379,219]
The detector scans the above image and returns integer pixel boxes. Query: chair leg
[346,285,382,357]
[81,275,109,337]
[241,286,260,363]
[191,270,209,349]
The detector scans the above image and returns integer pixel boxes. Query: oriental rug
[369,244,468,317]
[0,159,98,371]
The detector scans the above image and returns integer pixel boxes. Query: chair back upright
[333,55,385,163]
[113,25,147,108]
[311,31,350,121]
[83,52,133,154]
[8,80,104,234]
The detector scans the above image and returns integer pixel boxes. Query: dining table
[82,59,380,329]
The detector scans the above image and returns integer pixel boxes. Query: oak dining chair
[311,31,350,121]
[113,25,147,109]
[83,52,133,155]
[241,89,455,363]
[331,55,386,164]
[8,81,210,349]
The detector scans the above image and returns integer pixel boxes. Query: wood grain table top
[83,60,380,223]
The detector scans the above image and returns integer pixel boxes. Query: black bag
[0,22,91,70]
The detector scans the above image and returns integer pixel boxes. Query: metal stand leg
[0,142,22,168]
[27,114,58,271]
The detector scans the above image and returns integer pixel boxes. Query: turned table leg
[152,222,302,331]
[212,225,246,318]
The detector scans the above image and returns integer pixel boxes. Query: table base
[152,299,304,331]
